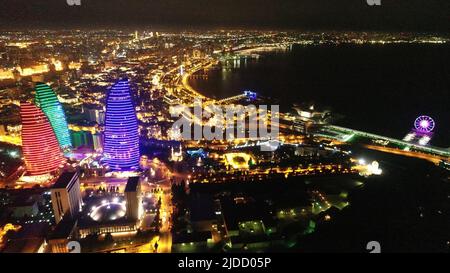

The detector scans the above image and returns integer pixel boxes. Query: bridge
[203,91,257,106]
[215,94,248,105]
[322,125,450,158]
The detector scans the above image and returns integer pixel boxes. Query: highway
[363,144,447,164]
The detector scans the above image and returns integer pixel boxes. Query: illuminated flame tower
[20,102,65,176]
[34,83,72,149]
[103,79,140,171]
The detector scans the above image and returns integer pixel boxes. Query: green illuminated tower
[34,83,72,150]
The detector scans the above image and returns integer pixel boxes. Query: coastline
[181,61,217,102]
[182,45,291,101]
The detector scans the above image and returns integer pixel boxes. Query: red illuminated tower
[20,102,64,176]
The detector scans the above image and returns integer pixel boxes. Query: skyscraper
[50,171,82,224]
[34,83,72,150]
[103,79,140,171]
[124,176,142,221]
[20,102,64,176]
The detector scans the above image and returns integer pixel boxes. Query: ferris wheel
[414,115,435,133]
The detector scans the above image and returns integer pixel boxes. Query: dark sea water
[189,44,450,148]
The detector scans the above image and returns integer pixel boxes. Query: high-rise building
[92,132,104,151]
[82,104,105,125]
[103,79,140,171]
[70,130,92,148]
[34,83,72,149]
[124,176,142,221]
[50,171,82,224]
[20,102,64,176]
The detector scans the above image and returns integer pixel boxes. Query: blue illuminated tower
[103,79,140,171]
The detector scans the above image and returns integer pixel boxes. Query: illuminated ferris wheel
[414,115,435,133]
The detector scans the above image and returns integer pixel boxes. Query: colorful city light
[244,90,257,101]
[20,102,65,176]
[34,83,72,149]
[103,79,140,171]
[414,115,435,133]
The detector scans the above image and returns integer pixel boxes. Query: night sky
[0,0,448,31]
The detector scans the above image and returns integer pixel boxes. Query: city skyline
[0,14,448,255]
[0,0,448,32]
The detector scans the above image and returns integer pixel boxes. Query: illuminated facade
[50,171,82,224]
[403,115,435,146]
[20,102,64,176]
[103,79,140,170]
[223,152,256,170]
[124,176,142,221]
[170,145,183,162]
[34,83,72,149]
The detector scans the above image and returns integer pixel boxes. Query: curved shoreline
[182,46,290,101]
[181,61,216,102]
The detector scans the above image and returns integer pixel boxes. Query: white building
[50,171,82,224]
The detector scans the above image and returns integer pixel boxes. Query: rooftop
[125,176,139,192]
[221,198,275,231]
[172,231,212,244]
[52,172,79,190]
[48,215,77,240]
[189,193,216,222]
[2,223,49,253]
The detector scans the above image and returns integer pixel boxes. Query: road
[145,159,175,253]
[363,144,447,164]
[325,125,450,158]
[156,177,173,253]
